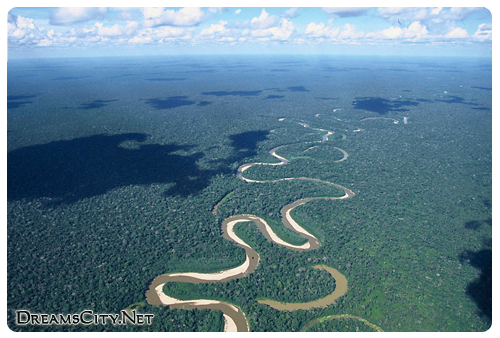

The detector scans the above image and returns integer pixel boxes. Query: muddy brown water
[145,123,354,331]
[257,265,348,311]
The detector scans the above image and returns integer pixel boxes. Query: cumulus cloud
[50,7,107,26]
[207,7,224,15]
[339,23,364,39]
[322,7,369,17]
[403,21,429,38]
[381,26,404,39]
[129,34,152,44]
[8,14,47,46]
[199,20,229,37]
[251,9,277,29]
[252,18,294,41]
[474,23,492,41]
[91,21,139,37]
[127,26,193,44]
[441,7,483,21]
[305,22,364,40]
[445,27,469,39]
[142,7,164,19]
[305,22,339,39]
[378,7,440,23]
[8,14,101,48]
[143,7,206,27]
[8,7,492,52]
[128,26,194,44]
[378,7,411,19]
[110,8,140,21]
[431,7,443,16]
[382,21,428,39]
[378,7,485,35]
[153,26,192,39]
[283,8,300,19]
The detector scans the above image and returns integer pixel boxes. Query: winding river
[145,120,355,331]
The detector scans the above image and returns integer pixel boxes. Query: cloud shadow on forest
[144,96,196,110]
[205,130,272,168]
[352,97,420,115]
[265,95,285,100]
[315,97,337,101]
[7,94,39,109]
[471,86,492,91]
[435,95,479,106]
[229,130,270,157]
[8,133,215,204]
[202,90,263,97]
[460,220,492,322]
[79,99,118,110]
[287,86,309,92]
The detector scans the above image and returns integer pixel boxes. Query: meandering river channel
[145,120,356,331]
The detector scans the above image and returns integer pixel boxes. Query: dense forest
[7,55,491,331]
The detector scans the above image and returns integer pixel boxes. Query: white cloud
[252,18,294,41]
[227,20,250,30]
[382,26,404,39]
[305,22,339,39]
[127,26,193,44]
[283,8,299,19]
[382,21,428,39]
[339,23,364,39]
[413,9,430,21]
[8,8,492,52]
[405,21,429,38]
[378,7,406,18]
[142,7,164,19]
[37,39,53,47]
[114,11,136,21]
[93,21,139,37]
[50,7,107,26]
[443,7,482,21]
[207,7,223,15]
[445,27,469,39]
[378,7,434,22]
[323,7,369,17]
[8,14,47,46]
[199,20,228,37]
[251,9,277,29]
[143,7,205,27]
[305,22,363,40]
[473,23,492,41]
[153,26,192,39]
[129,34,152,44]
[379,7,485,32]
[431,7,443,16]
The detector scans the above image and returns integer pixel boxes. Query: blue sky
[6,3,493,58]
